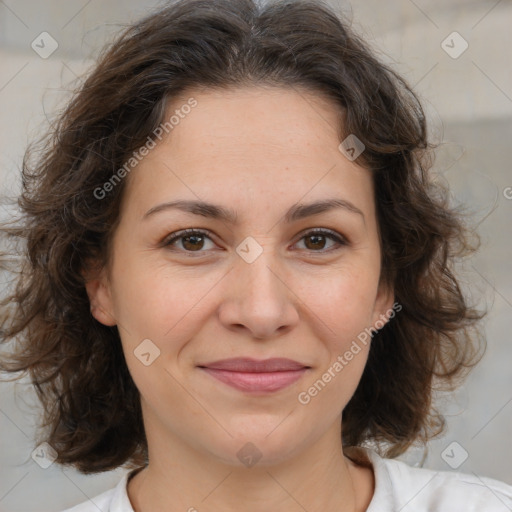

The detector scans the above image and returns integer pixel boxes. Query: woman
[1,0,511,510]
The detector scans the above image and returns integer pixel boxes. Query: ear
[82,261,117,327]
[370,277,396,331]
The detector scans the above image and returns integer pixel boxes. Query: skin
[85,85,395,512]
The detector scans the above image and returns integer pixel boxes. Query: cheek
[113,250,380,357]
[298,264,380,345]
[111,255,210,340]
[296,270,376,411]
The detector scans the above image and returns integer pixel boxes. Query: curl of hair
[0,0,485,473]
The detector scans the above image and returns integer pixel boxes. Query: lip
[198,358,310,393]
[200,357,308,372]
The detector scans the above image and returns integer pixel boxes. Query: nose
[217,245,300,340]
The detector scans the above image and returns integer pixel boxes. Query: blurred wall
[1,1,511,511]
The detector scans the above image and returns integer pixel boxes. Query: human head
[0,0,484,473]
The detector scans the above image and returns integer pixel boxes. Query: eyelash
[162,228,348,256]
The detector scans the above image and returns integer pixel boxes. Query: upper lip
[199,358,309,372]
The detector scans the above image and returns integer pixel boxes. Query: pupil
[184,235,203,250]
[308,235,325,250]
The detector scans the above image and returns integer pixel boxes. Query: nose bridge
[235,236,287,305]
[218,236,299,338]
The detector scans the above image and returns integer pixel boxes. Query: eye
[294,228,348,252]
[162,229,216,254]
[161,228,348,256]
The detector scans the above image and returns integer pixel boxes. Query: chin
[208,422,308,468]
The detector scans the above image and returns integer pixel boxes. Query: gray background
[0,0,511,511]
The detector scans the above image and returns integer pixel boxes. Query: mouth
[198,357,311,393]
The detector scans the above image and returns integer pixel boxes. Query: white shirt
[60,447,512,511]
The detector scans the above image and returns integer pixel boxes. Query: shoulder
[58,487,115,512]
[360,447,512,512]
[58,472,133,512]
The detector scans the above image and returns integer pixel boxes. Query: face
[86,85,394,467]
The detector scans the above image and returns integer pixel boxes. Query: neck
[127,420,373,512]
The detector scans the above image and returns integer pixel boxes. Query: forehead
[120,85,374,221]
[165,85,344,155]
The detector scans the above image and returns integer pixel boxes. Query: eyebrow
[142,198,365,224]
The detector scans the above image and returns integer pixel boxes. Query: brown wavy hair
[0,0,485,473]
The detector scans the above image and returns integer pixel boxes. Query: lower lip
[200,367,308,393]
